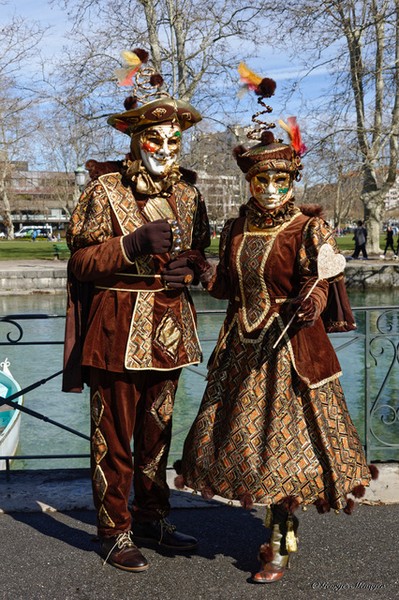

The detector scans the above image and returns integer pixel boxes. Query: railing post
[364,309,371,462]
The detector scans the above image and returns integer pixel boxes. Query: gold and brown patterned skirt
[181,321,371,510]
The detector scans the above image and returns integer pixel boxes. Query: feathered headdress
[107,48,202,136]
[234,62,305,180]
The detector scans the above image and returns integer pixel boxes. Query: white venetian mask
[139,123,182,178]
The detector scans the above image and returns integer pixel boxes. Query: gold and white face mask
[249,170,293,210]
[139,123,182,178]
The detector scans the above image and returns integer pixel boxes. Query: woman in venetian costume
[175,68,377,584]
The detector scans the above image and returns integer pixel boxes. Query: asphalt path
[0,503,398,600]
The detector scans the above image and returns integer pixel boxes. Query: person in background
[176,67,376,585]
[351,220,368,259]
[380,225,395,259]
[63,48,210,572]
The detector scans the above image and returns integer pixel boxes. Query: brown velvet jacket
[63,172,210,392]
[206,207,355,388]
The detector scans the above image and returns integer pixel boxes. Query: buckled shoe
[133,518,198,550]
[100,531,149,572]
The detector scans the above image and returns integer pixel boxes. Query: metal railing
[1,306,398,472]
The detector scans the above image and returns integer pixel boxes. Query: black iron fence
[1,307,398,472]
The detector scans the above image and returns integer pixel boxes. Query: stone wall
[0,260,398,294]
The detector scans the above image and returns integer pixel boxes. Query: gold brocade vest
[96,173,202,371]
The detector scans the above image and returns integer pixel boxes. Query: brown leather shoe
[252,563,286,584]
[133,518,198,550]
[100,531,149,572]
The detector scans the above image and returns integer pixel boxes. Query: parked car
[14,225,53,239]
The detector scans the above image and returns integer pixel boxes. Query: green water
[0,288,397,469]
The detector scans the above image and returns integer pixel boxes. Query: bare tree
[48,0,268,157]
[0,15,45,238]
[303,131,363,227]
[262,0,399,253]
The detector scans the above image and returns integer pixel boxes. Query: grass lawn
[207,233,387,255]
[0,239,70,260]
[0,234,387,261]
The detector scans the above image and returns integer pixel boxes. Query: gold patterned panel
[150,381,175,430]
[100,173,154,275]
[92,427,108,464]
[237,233,272,332]
[174,183,197,250]
[180,293,202,363]
[98,504,115,528]
[125,291,155,369]
[93,464,108,501]
[91,390,104,427]
[154,308,182,363]
[142,445,167,487]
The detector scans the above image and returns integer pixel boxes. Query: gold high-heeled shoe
[252,513,298,584]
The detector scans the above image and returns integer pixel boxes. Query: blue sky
[3,0,335,149]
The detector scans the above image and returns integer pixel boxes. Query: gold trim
[120,236,135,265]
[95,285,165,292]
[114,272,162,278]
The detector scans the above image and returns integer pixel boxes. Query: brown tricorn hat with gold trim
[107,97,202,136]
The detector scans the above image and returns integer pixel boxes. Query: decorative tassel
[264,506,273,529]
[285,515,298,553]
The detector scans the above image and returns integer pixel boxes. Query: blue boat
[0,359,23,470]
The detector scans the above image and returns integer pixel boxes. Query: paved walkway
[0,469,398,600]
[0,497,398,600]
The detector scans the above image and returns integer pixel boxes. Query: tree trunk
[363,189,385,254]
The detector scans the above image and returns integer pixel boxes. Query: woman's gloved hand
[122,219,172,259]
[283,295,321,329]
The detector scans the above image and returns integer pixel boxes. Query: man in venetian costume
[177,66,376,584]
[63,49,211,571]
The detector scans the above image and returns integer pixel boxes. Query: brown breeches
[89,367,181,538]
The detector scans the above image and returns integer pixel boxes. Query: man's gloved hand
[162,255,196,289]
[122,219,172,259]
[282,295,321,329]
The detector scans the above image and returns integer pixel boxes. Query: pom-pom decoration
[368,464,379,480]
[115,49,147,87]
[238,62,276,98]
[278,117,307,156]
[258,543,274,564]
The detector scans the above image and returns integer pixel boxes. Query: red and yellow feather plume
[278,117,307,156]
[115,50,146,87]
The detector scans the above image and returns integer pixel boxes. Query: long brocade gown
[181,202,371,510]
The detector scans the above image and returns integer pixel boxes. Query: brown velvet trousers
[89,367,181,538]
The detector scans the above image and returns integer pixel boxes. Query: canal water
[0,288,397,469]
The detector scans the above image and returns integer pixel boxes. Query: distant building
[0,162,78,232]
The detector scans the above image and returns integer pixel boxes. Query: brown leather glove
[162,249,212,289]
[162,255,196,289]
[122,219,172,259]
[283,295,321,329]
